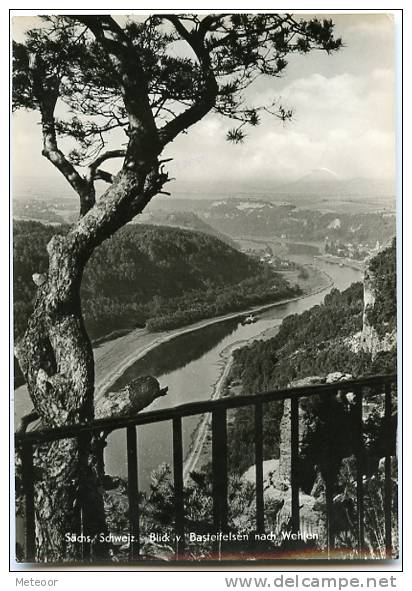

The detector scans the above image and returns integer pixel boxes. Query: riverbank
[93,263,333,402]
[182,322,283,478]
[13,257,364,498]
[183,344,238,481]
[13,262,333,426]
[181,259,365,477]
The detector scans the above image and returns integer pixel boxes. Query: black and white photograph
[11,11,399,566]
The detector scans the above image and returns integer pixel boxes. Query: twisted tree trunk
[15,163,167,562]
[15,229,105,562]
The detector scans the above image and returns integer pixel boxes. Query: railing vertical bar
[212,409,228,548]
[384,381,393,558]
[14,374,397,563]
[355,387,365,556]
[21,443,36,562]
[255,402,264,534]
[126,426,140,560]
[290,396,300,534]
[325,395,335,554]
[173,416,185,559]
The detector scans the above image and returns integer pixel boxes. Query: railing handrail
[16,372,397,562]
[15,373,396,446]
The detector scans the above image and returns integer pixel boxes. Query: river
[13,257,362,491]
[100,258,362,490]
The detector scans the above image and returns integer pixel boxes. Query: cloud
[12,13,396,195]
[166,65,395,186]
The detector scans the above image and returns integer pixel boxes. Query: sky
[12,13,397,197]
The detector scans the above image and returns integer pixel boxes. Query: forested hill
[14,221,298,341]
[230,240,397,397]
[227,240,396,474]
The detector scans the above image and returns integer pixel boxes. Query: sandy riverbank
[183,344,238,481]
[93,265,333,402]
[180,267,340,476]
[13,263,333,424]
[181,258,365,476]
[181,316,284,477]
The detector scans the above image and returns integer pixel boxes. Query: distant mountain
[293,167,341,184]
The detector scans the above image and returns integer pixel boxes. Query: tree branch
[17,376,168,433]
[157,16,219,147]
[39,91,94,215]
[87,149,126,184]
[70,15,161,168]
[88,149,126,173]
[198,14,230,37]
[94,169,114,184]
[95,376,168,420]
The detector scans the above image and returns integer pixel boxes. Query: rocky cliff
[244,372,354,545]
[241,242,396,548]
[357,264,396,358]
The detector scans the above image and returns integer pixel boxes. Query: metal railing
[14,373,397,563]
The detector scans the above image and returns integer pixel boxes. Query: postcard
[11,12,399,566]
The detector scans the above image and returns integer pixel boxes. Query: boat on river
[15,259,363,492]
[242,314,257,325]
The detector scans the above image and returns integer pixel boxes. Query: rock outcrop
[279,373,353,486]
[355,252,396,358]
[242,372,355,544]
[243,458,326,542]
[279,376,322,485]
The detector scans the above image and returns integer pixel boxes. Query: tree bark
[15,163,167,563]
[15,231,105,562]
